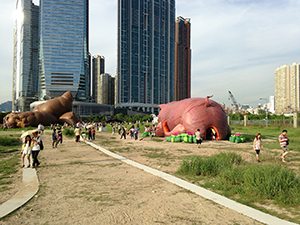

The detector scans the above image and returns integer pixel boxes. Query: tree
[124,115,133,122]
[115,113,124,121]
[86,114,94,122]
[133,114,142,122]
[143,115,152,122]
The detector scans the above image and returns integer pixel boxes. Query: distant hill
[0,101,12,112]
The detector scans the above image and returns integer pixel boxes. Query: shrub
[62,128,75,138]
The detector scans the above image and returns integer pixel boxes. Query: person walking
[118,124,121,135]
[151,125,156,139]
[91,127,96,140]
[38,123,44,134]
[74,126,80,142]
[134,126,139,140]
[32,131,41,168]
[130,126,134,139]
[88,128,92,140]
[21,135,32,168]
[52,129,58,148]
[112,126,115,135]
[253,133,263,162]
[120,126,127,139]
[195,129,202,148]
[279,129,289,163]
[57,128,63,145]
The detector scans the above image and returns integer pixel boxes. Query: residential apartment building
[275,63,300,113]
[116,0,175,114]
[96,73,115,105]
[175,16,191,101]
[12,0,39,111]
[290,62,300,112]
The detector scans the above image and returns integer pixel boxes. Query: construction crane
[228,91,239,112]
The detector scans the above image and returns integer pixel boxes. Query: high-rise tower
[175,16,191,101]
[12,0,39,112]
[38,0,90,101]
[92,55,105,101]
[117,0,175,114]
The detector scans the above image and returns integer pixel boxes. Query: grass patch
[0,136,20,191]
[142,152,173,159]
[150,139,164,142]
[98,140,119,147]
[177,152,300,207]
[0,136,20,147]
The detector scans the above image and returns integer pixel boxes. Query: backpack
[39,139,44,150]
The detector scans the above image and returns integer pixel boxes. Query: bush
[0,137,20,147]
[62,128,75,138]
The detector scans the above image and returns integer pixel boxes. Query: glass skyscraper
[38,0,90,101]
[12,0,39,112]
[117,0,175,114]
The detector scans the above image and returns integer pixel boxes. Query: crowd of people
[18,121,292,170]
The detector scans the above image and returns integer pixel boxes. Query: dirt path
[1,131,263,224]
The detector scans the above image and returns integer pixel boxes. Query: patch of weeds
[142,152,173,159]
[150,139,163,142]
[144,148,162,152]
[158,162,170,166]
[80,190,91,195]
[176,149,192,154]
[99,140,119,147]
[110,137,116,139]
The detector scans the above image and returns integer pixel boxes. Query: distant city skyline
[1,0,300,109]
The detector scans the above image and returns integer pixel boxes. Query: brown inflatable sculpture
[155,96,231,140]
[3,91,79,128]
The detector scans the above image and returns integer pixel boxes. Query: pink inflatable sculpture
[155,96,231,140]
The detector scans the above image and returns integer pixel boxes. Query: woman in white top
[21,135,32,168]
[253,133,264,162]
[31,131,41,168]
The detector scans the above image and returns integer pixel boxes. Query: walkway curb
[0,159,39,219]
[86,141,297,225]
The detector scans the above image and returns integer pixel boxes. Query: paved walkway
[0,158,39,218]
[86,141,297,225]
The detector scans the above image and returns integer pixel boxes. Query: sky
[1,0,300,108]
